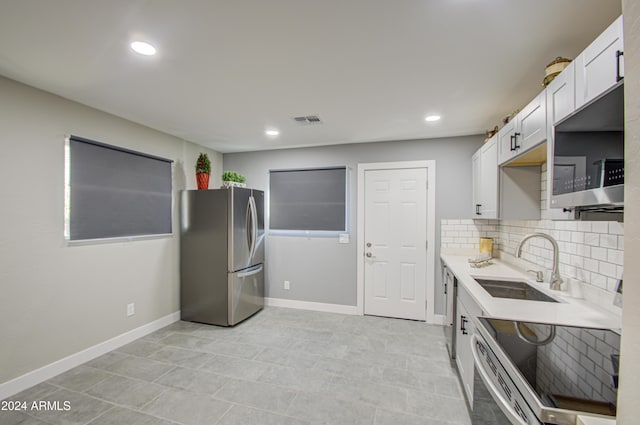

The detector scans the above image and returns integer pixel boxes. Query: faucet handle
[527,270,544,282]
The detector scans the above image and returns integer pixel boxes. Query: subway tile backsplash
[441,219,624,294]
[533,324,619,406]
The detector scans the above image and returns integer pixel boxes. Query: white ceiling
[0,1,621,153]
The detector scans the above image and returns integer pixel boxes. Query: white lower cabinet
[455,299,474,403]
[455,284,482,405]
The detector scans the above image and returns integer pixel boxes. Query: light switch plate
[339,234,349,244]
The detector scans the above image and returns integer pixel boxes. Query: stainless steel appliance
[551,82,624,213]
[471,317,620,425]
[180,187,265,326]
[443,265,457,358]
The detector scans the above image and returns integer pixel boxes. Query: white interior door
[363,167,427,321]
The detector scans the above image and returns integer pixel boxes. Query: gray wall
[0,75,222,385]
[224,135,484,315]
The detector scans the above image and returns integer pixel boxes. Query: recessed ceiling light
[265,129,280,137]
[425,115,441,122]
[130,41,156,56]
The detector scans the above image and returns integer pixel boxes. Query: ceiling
[0,1,621,153]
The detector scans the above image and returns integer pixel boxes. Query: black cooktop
[478,317,620,417]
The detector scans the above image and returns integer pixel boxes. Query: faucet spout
[515,233,563,290]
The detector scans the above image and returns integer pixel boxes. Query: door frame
[356,160,436,323]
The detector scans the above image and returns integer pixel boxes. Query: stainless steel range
[471,317,620,425]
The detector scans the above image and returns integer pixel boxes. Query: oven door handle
[470,334,528,425]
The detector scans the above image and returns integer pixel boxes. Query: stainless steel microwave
[551,82,624,210]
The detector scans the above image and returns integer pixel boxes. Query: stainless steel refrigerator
[180,187,264,326]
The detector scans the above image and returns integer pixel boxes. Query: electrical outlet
[284,280,290,290]
[127,303,135,316]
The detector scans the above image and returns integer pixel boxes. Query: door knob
[366,252,373,257]
[366,242,372,247]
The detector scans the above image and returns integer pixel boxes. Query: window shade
[66,135,173,241]
[269,167,346,231]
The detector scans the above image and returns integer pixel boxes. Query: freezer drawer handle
[237,265,263,278]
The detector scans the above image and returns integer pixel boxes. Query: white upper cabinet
[472,149,481,215]
[518,90,547,151]
[497,119,517,165]
[546,61,576,126]
[472,136,498,219]
[498,90,547,165]
[545,63,576,220]
[575,15,623,108]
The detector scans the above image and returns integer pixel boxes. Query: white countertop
[577,415,616,425]
[441,254,622,330]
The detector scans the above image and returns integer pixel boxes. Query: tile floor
[2,307,471,425]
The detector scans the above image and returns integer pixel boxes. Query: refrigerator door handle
[248,195,258,260]
[237,264,263,278]
[245,197,254,257]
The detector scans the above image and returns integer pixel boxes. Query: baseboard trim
[265,297,359,315]
[0,311,180,400]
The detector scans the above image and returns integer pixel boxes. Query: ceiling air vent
[292,115,322,125]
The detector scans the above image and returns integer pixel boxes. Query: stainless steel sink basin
[474,278,559,303]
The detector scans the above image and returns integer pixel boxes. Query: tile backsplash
[441,219,624,294]
[533,323,619,406]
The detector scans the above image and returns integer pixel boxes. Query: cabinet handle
[509,135,516,151]
[513,132,521,150]
[460,315,468,335]
[475,204,481,215]
[616,50,624,82]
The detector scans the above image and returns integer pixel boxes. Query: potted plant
[195,153,211,190]
[221,171,246,188]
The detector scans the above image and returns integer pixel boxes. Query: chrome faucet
[515,233,563,291]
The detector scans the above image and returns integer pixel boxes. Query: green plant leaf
[195,153,211,174]
[222,170,246,183]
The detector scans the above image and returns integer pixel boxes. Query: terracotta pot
[196,173,210,190]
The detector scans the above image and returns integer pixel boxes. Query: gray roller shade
[67,135,173,240]
[269,167,346,231]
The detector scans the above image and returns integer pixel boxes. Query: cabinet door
[472,149,482,217]
[545,73,577,221]
[517,90,547,153]
[479,138,498,218]
[497,119,517,165]
[546,62,576,126]
[455,298,474,404]
[472,137,498,219]
[575,15,623,108]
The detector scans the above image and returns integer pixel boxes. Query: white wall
[0,76,222,385]
[224,135,484,314]
[618,2,640,423]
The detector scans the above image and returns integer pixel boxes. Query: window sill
[268,230,348,238]
[65,233,174,246]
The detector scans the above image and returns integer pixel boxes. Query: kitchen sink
[474,278,559,303]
